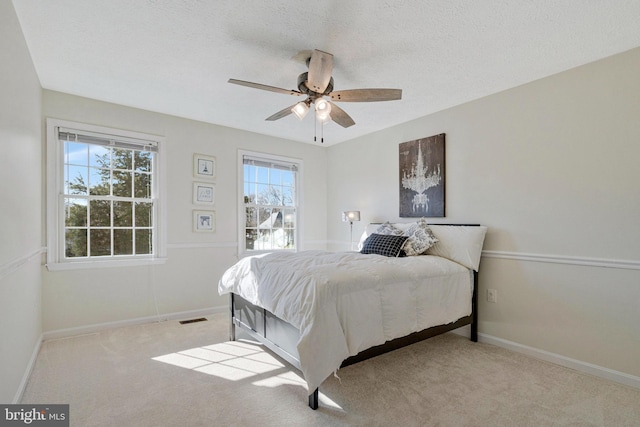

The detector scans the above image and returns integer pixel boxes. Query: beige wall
[327,48,640,378]
[0,0,43,403]
[41,91,328,332]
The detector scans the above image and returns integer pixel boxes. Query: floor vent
[179,317,208,325]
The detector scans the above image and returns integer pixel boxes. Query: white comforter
[218,250,473,394]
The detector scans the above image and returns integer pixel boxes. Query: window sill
[45,257,168,272]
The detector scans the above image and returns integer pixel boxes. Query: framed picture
[193,182,215,205]
[193,153,216,180]
[399,133,445,217]
[193,210,215,233]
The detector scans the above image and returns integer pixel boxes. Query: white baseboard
[42,306,227,341]
[14,335,43,403]
[461,331,640,390]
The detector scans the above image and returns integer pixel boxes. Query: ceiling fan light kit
[228,49,402,142]
[315,98,332,122]
[291,101,310,120]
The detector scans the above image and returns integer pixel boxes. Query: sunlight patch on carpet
[152,341,303,384]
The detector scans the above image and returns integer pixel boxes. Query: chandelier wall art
[399,134,445,217]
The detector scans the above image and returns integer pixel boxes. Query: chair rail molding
[0,247,46,281]
[482,250,640,271]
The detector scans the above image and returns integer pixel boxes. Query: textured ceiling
[12,0,640,145]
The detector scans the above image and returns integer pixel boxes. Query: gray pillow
[402,218,438,256]
[375,221,403,236]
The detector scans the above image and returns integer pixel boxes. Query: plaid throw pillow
[360,233,409,257]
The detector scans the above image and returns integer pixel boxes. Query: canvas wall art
[399,133,445,217]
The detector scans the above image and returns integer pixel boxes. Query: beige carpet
[22,313,640,426]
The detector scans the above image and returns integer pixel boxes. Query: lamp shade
[291,101,310,120]
[315,98,332,122]
[342,211,360,222]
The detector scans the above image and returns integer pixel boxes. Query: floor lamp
[342,210,361,251]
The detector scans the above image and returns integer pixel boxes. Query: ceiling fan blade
[329,88,402,102]
[265,103,299,121]
[328,101,356,128]
[228,79,303,96]
[307,49,333,94]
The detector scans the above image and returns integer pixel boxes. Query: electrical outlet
[487,289,498,303]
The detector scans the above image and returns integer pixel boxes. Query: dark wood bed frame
[228,225,480,410]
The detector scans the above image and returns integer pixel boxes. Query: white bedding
[218,250,473,394]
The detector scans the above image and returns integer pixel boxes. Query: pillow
[375,221,404,236]
[402,218,438,256]
[425,225,488,271]
[360,233,409,257]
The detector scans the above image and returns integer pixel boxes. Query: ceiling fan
[228,49,402,131]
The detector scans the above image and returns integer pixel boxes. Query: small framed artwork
[193,153,216,180]
[193,182,215,205]
[193,210,215,233]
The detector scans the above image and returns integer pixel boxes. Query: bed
[218,221,487,409]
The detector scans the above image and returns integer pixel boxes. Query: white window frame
[46,118,167,271]
[237,150,303,257]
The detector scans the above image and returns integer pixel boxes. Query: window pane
[89,167,110,195]
[270,168,282,185]
[89,145,110,168]
[113,148,133,170]
[244,182,256,204]
[245,207,257,227]
[90,229,111,256]
[113,171,132,197]
[134,151,152,172]
[114,229,133,255]
[257,184,270,204]
[133,172,151,198]
[113,201,132,227]
[244,164,256,182]
[136,229,152,254]
[65,141,88,166]
[65,165,88,195]
[90,200,111,226]
[283,209,295,229]
[282,186,294,206]
[65,198,87,227]
[65,229,87,257]
[256,166,269,184]
[245,229,257,250]
[285,229,295,248]
[258,207,271,227]
[271,209,282,227]
[256,230,272,250]
[281,170,294,186]
[135,202,153,227]
[268,185,284,206]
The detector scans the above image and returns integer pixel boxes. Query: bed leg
[471,270,479,343]
[308,388,319,410]
[229,294,236,341]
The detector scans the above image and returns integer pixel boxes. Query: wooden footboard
[229,270,478,409]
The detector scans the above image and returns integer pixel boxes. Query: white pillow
[425,225,488,271]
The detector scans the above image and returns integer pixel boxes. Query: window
[46,119,166,270]
[239,151,302,255]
